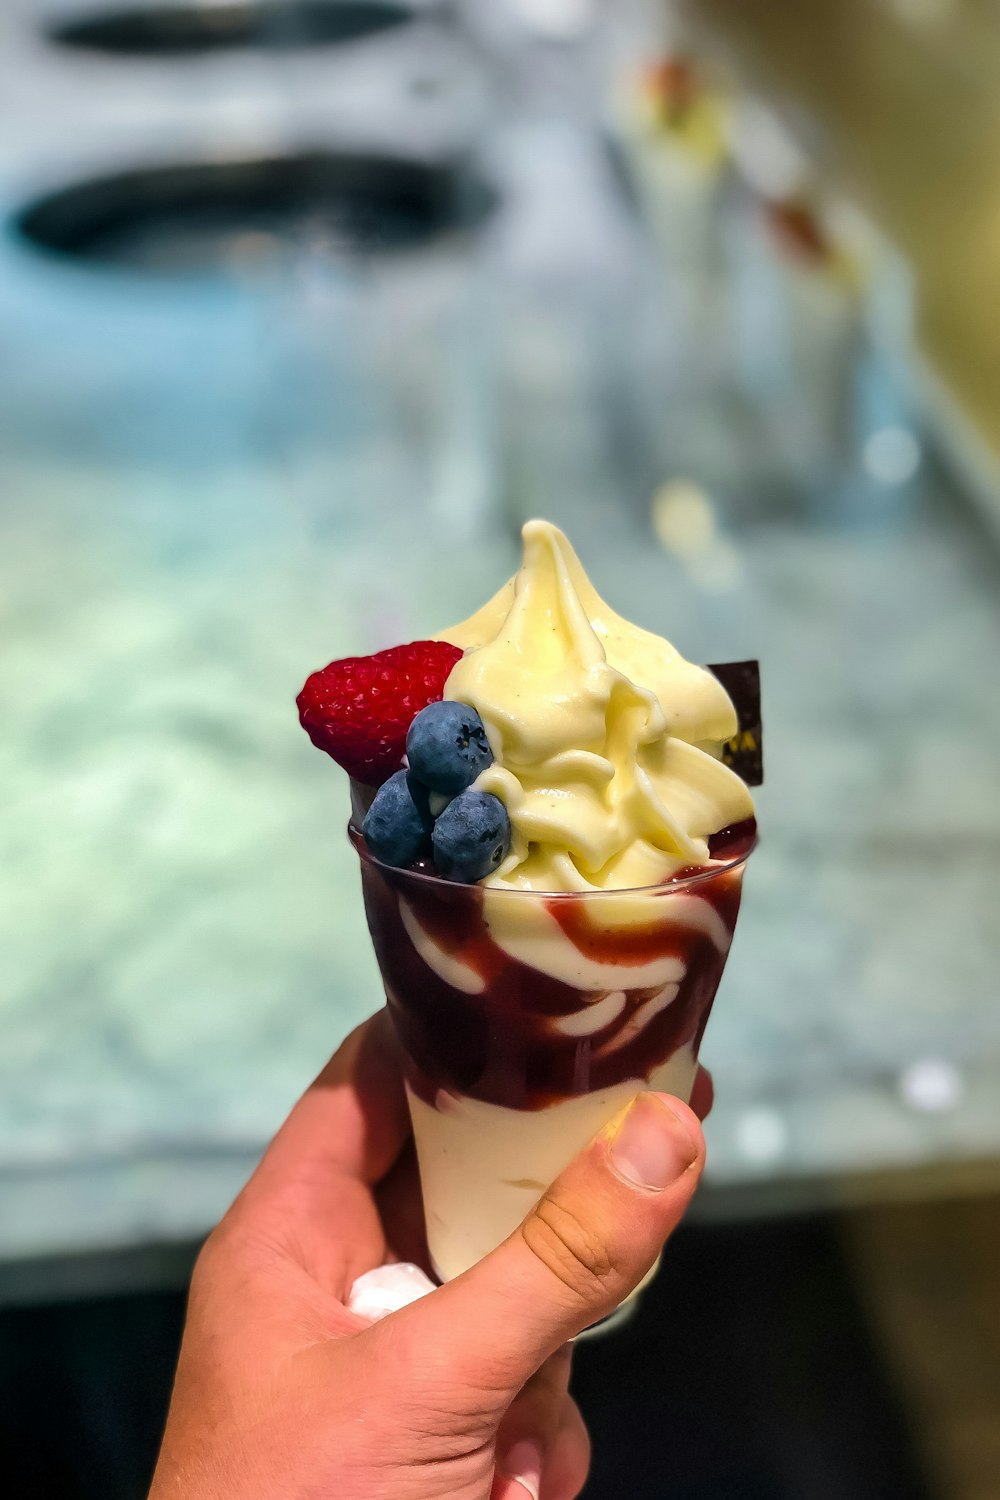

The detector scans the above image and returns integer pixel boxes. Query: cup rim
[348,821,757,898]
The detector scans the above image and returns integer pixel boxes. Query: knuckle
[189,1222,229,1295]
[190,1205,253,1292]
[521,1192,619,1304]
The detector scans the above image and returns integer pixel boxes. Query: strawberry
[296,639,463,786]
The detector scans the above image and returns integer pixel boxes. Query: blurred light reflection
[651,479,742,591]
[863,426,921,487]
[735,1107,789,1164]
[899,1059,964,1114]
[651,478,718,557]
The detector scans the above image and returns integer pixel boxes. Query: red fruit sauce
[354,818,755,1111]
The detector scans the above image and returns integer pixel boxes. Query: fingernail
[500,1438,542,1500]
[608,1093,699,1190]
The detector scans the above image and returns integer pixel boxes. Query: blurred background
[2,0,999,1495]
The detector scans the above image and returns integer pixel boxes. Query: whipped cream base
[409,1044,698,1282]
[400,876,731,998]
[482,881,732,983]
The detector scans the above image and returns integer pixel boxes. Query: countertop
[3,0,1000,1292]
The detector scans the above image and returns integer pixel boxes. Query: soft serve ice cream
[299,521,756,1282]
[439,519,752,891]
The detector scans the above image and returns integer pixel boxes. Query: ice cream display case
[1,0,1000,1301]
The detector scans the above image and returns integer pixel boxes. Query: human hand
[150,1011,708,1500]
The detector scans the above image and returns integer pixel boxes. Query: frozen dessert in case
[298,521,757,1283]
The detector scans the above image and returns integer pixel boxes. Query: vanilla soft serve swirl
[438,521,754,892]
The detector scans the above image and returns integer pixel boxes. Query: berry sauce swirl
[354,819,755,1112]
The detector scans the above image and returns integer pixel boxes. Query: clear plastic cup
[351,821,754,1284]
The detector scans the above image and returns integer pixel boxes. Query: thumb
[398,1090,704,1399]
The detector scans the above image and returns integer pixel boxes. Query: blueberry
[406,700,493,795]
[363,769,433,867]
[432,789,511,883]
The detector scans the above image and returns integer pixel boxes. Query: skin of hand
[149,1011,710,1500]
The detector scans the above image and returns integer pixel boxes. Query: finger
[542,1399,590,1500]
[374,1140,430,1271]
[392,1091,704,1402]
[228,1011,411,1292]
[254,1009,409,1193]
[492,1349,573,1500]
[690,1065,714,1121]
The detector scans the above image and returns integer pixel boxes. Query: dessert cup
[351,820,755,1285]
